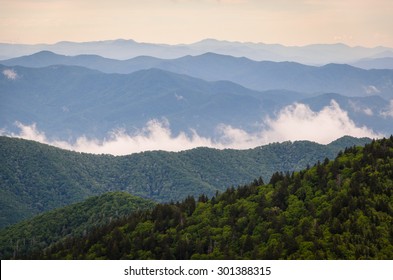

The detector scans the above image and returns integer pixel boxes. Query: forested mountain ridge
[0,136,371,228]
[0,192,155,259]
[5,136,392,260]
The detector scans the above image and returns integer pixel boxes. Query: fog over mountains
[1,39,393,154]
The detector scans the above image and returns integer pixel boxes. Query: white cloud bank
[261,100,380,145]
[4,101,381,155]
[11,120,217,155]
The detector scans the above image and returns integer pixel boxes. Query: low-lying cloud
[349,100,373,116]
[2,69,19,80]
[380,100,393,118]
[261,100,380,144]
[11,120,217,155]
[4,101,382,155]
[363,85,380,95]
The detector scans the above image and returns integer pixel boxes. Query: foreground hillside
[2,136,392,259]
[0,192,155,259]
[0,136,371,228]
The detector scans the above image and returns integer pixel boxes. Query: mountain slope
[351,57,393,70]
[0,136,371,228]
[0,192,155,259]
[7,136,392,260]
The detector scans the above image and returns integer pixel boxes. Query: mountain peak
[34,50,58,56]
[21,50,62,59]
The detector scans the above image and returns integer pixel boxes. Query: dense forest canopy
[0,135,370,228]
[0,192,155,259]
[1,136,391,259]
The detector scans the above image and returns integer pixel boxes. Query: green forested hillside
[0,136,371,228]
[18,136,392,260]
[0,192,155,259]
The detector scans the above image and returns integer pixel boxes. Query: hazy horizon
[1,37,392,49]
[1,0,393,48]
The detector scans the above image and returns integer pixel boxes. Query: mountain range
[2,58,393,142]
[0,135,371,229]
[1,39,393,65]
[0,63,293,139]
[2,51,393,97]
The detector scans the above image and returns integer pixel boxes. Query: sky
[1,0,393,47]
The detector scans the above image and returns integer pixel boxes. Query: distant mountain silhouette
[3,52,393,98]
[1,38,392,64]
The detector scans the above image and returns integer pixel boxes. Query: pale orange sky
[1,0,393,47]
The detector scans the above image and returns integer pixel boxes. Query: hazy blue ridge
[2,52,393,97]
[1,63,392,141]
